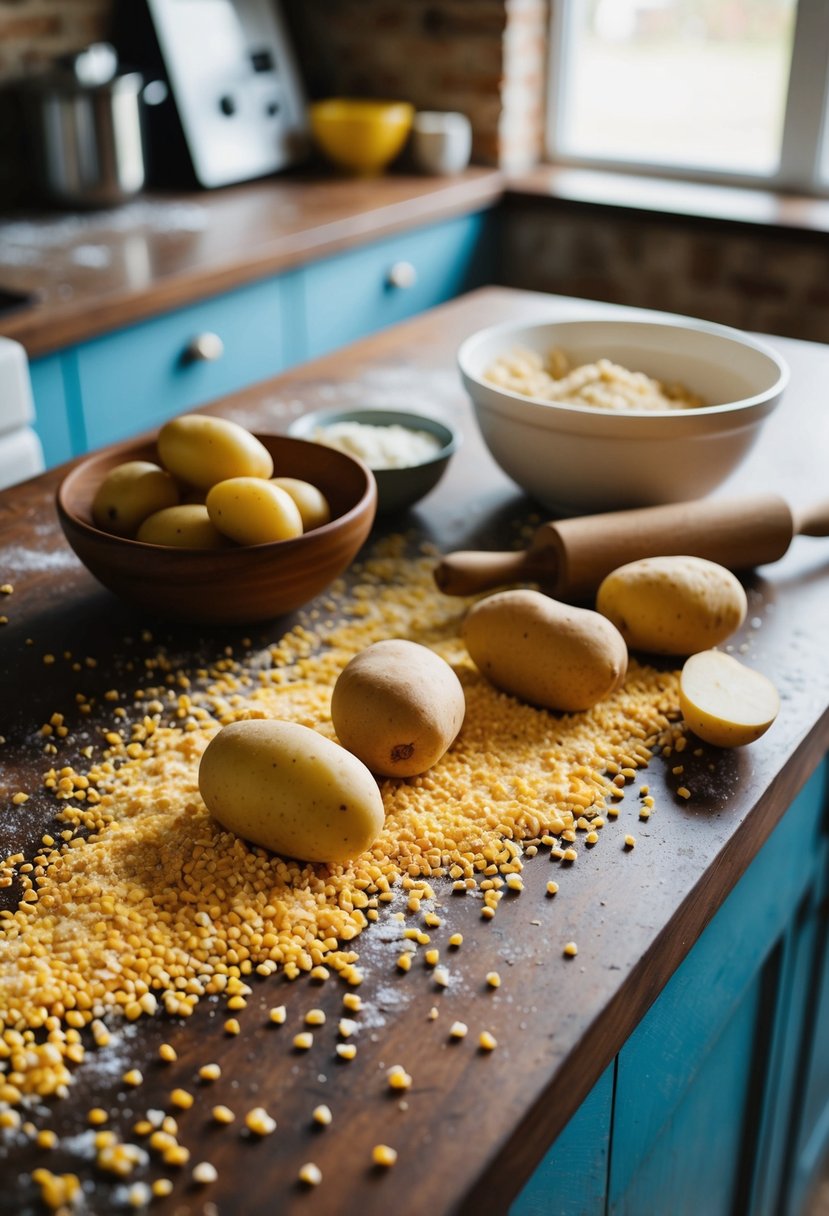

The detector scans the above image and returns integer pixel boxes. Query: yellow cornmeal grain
[0,539,678,1105]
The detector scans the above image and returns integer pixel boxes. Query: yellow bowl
[309,99,414,175]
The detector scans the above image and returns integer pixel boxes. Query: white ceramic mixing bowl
[458,316,788,513]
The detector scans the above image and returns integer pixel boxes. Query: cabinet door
[610,763,828,1216]
[29,353,77,467]
[302,211,494,361]
[511,1064,614,1216]
[74,271,302,451]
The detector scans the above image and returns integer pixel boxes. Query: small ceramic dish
[56,433,377,625]
[288,408,458,514]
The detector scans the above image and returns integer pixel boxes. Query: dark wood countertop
[1,288,829,1215]
[0,168,503,358]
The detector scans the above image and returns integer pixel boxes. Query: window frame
[546,0,829,197]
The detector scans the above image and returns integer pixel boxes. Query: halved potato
[679,650,779,747]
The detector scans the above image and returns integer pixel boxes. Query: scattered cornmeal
[387,1066,412,1091]
[372,1144,398,1168]
[563,942,579,958]
[299,1162,322,1187]
[245,1107,276,1136]
[0,540,678,1150]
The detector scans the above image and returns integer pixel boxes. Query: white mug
[412,111,472,176]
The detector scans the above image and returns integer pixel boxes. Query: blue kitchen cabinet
[301,210,495,360]
[72,270,303,451]
[511,762,829,1216]
[29,211,495,464]
[28,352,75,466]
[786,873,829,1216]
[512,1065,614,1216]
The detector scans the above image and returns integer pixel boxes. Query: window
[547,0,829,194]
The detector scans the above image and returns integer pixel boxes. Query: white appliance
[112,0,308,188]
[0,337,44,489]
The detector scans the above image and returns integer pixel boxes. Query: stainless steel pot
[25,44,146,209]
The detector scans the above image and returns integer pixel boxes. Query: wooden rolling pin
[434,494,829,601]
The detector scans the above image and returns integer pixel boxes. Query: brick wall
[283,0,548,171]
[500,200,829,344]
[0,0,110,76]
[0,0,550,172]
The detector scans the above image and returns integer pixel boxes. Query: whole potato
[271,476,331,531]
[331,639,465,778]
[157,414,273,490]
[92,460,179,537]
[206,478,303,545]
[596,555,747,656]
[463,588,627,713]
[198,719,385,864]
[136,504,228,549]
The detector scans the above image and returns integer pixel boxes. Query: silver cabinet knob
[184,332,225,363]
[386,261,418,290]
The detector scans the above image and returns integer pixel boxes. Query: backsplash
[501,200,829,344]
[0,0,548,172]
[0,0,109,75]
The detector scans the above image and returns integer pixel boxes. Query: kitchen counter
[1,287,829,1215]
[0,168,503,359]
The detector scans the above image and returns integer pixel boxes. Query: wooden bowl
[56,433,377,625]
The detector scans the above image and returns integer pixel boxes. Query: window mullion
[773,0,829,189]
[546,0,574,158]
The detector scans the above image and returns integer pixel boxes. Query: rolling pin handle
[793,500,829,537]
[434,549,555,597]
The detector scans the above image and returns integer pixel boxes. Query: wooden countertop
[0,168,503,358]
[2,287,829,1215]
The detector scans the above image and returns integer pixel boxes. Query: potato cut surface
[679,649,779,747]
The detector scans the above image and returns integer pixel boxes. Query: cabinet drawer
[303,212,492,360]
[75,272,301,450]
